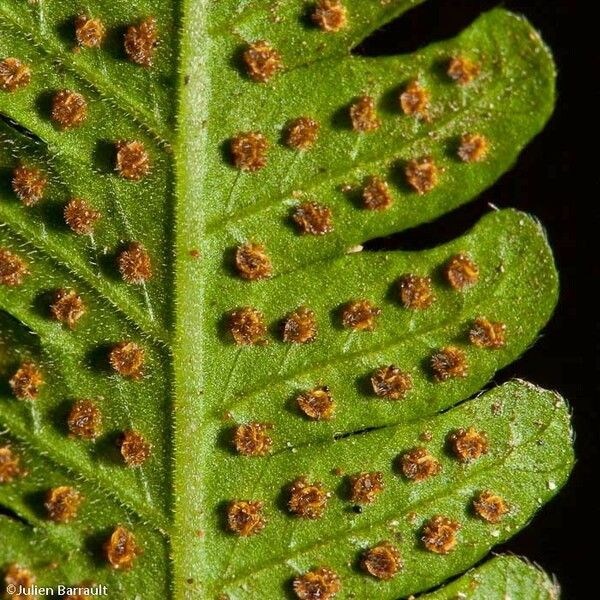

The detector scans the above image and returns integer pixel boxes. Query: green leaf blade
[211,380,573,598]
[203,9,556,262]
[202,208,558,449]
[0,433,170,598]
[419,554,560,600]
[0,1,570,598]
[0,0,178,138]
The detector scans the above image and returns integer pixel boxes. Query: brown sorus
[243,41,282,82]
[341,299,381,331]
[50,289,85,329]
[116,140,151,180]
[370,365,413,400]
[68,399,102,440]
[117,242,152,284]
[51,90,87,130]
[124,17,158,67]
[0,248,29,287]
[286,117,320,150]
[283,306,317,343]
[75,15,106,48]
[445,253,479,290]
[233,422,273,456]
[398,274,435,309]
[288,477,330,519]
[297,386,335,420]
[422,515,461,554]
[400,80,429,117]
[64,198,101,235]
[293,567,341,600]
[231,132,269,171]
[349,471,384,504]
[431,346,468,381]
[350,95,381,132]
[473,490,508,523]
[227,500,266,536]
[11,165,47,206]
[119,430,151,467]
[312,0,347,32]
[0,58,31,92]
[228,307,267,345]
[458,133,489,162]
[362,176,393,211]
[105,525,141,570]
[235,242,273,280]
[405,156,438,194]
[9,362,43,400]
[0,445,24,483]
[362,541,402,580]
[292,201,333,235]
[447,56,480,85]
[3,564,36,597]
[448,427,489,462]
[109,341,145,379]
[45,486,84,523]
[469,317,506,349]
[399,447,442,481]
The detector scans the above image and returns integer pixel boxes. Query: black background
[357,1,589,597]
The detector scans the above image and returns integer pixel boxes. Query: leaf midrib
[171,0,212,595]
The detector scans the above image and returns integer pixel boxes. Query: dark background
[357,1,589,597]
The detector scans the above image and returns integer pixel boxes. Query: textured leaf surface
[0,1,571,598]
[418,555,559,599]
[210,380,573,598]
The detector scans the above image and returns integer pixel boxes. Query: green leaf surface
[0,1,572,598]
[418,555,559,599]
[210,380,573,598]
